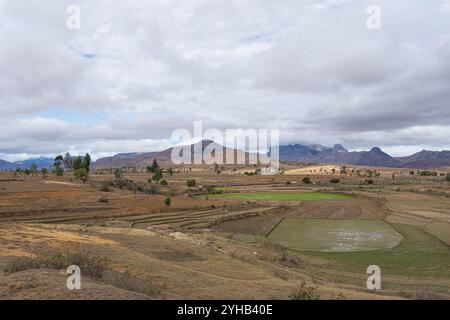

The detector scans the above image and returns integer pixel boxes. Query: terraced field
[129,207,275,230]
[209,192,353,201]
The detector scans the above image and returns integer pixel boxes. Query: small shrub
[152,169,163,182]
[302,177,312,184]
[99,196,109,203]
[365,179,374,185]
[186,179,196,187]
[286,181,292,185]
[330,178,340,184]
[289,281,320,300]
[114,168,123,179]
[100,180,113,192]
[74,168,89,182]
[160,179,168,186]
[446,173,450,183]
[164,197,171,207]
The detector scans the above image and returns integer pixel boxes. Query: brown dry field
[0,164,449,300]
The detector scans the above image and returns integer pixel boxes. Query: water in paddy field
[267,219,404,253]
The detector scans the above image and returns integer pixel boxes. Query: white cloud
[0,0,449,160]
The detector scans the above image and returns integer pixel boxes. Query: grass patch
[268,219,402,252]
[209,192,352,201]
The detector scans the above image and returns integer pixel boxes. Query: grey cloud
[0,0,449,159]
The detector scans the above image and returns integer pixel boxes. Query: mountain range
[0,157,54,171]
[279,144,450,168]
[1,141,450,171]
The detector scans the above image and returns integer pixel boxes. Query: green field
[304,223,450,279]
[267,218,403,252]
[210,192,352,201]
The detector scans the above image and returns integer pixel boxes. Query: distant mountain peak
[333,144,348,153]
[370,147,383,153]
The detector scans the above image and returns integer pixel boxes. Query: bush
[302,177,312,184]
[419,170,438,177]
[186,179,196,187]
[289,281,320,300]
[100,180,114,192]
[330,178,340,184]
[152,168,163,182]
[114,168,123,179]
[99,196,109,203]
[446,173,450,183]
[160,179,168,186]
[74,168,89,182]
[286,181,292,185]
[365,179,374,185]
[164,197,171,207]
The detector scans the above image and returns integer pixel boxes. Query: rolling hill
[92,140,269,169]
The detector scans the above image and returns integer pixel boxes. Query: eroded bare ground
[0,171,449,299]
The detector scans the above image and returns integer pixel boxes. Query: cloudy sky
[1,0,450,161]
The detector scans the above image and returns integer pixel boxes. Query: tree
[152,168,163,182]
[64,152,72,171]
[30,163,38,175]
[54,155,64,176]
[147,159,159,173]
[41,168,48,178]
[164,197,171,207]
[82,153,91,172]
[74,168,88,182]
[72,156,83,171]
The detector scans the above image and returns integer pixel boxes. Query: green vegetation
[74,168,88,182]
[164,197,171,207]
[302,177,312,184]
[147,159,159,173]
[114,168,123,179]
[303,224,450,278]
[53,155,64,176]
[210,192,352,201]
[268,219,402,252]
[419,170,438,176]
[152,168,163,182]
[186,179,196,187]
[330,178,340,184]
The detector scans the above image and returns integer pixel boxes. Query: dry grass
[289,281,321,300]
